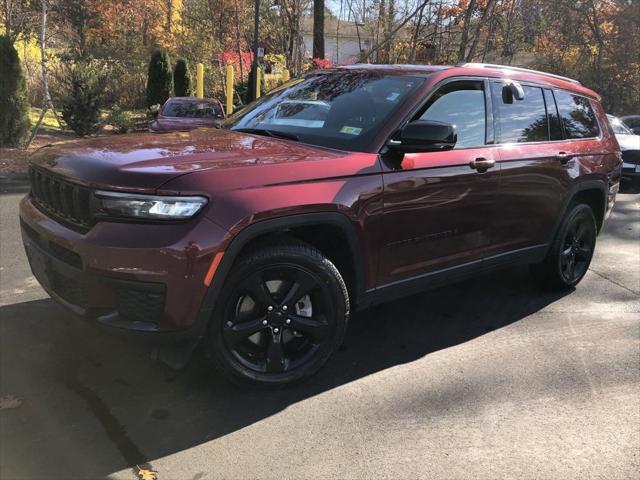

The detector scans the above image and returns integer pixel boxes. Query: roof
[332,63,599,99]
[337,64,452,74]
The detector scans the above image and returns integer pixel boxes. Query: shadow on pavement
[0,266,568,478]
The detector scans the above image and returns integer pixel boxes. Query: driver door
[378,79,500,288]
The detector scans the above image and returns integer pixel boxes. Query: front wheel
[532,203,597,290]
[203,242,349,388]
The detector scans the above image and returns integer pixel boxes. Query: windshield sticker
[340,126,363,136]
[386,92,401,101]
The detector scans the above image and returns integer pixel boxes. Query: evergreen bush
[0,35,31,147]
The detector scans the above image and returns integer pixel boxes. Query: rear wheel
[532,203,597,290]
[204,242,349,388]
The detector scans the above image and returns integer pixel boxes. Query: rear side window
[554,91,600,139]
[491,83,549,143]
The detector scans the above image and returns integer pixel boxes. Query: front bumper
[19,194,227,339]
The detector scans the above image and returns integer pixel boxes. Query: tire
[203,242,349,388]
[531,203,597,290]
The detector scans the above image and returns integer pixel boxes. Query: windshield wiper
[233,128,299,142]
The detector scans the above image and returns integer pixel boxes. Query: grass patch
[29,107,63,131]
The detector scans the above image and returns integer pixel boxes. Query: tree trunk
[457,0,476,62]
[313,0,325,59]
[27,0,60,147]
[466,0,494,62]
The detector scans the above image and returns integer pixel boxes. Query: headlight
[94,191,207,220]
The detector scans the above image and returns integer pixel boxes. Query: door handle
[556,152,573,164]
[469,158,496,173]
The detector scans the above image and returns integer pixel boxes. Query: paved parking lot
[1,181,638,480]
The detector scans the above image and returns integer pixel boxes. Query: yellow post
[196,63,204,98]
[282,69,290,82]
[255,67,262,99]
[225,64,234,115]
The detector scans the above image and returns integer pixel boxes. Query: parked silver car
[608,114,640,181]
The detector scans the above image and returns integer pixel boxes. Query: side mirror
[389,120,457,152]
[502,81,525,104]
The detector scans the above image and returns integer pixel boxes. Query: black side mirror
[389,120,457,152]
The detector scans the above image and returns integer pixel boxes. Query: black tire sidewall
[550,203,597,288]
[206,244,349,388]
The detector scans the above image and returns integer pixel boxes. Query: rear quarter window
[554,91,600,139]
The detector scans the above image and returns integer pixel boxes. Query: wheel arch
[200,212,366,311]
[550,179,607,245]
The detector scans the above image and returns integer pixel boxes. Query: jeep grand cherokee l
[20,63,621,387]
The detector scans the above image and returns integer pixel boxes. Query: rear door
[490,85,603,258]
[488,83,572,258]
[378,78,500,286]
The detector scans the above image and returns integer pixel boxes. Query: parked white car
[608,114,640,181]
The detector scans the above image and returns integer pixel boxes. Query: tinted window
[544,89,563,140]
[555,91,599,139]
[419,81,486,148]
[492,83,549,143]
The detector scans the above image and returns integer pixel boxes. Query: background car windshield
[607,115,633,135]
[223,72,425,151]
[163,101,222,118]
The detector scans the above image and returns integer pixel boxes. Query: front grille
[622,150,640,166]
[115,284,166,324]
[29,167,94,230]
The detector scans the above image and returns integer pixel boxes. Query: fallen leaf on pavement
[136,466,158,480]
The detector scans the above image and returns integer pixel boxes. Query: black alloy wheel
[205,242,349,387]
[559,213,595,283]
[532,203,597,290]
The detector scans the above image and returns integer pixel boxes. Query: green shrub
[56,60,108,136]
[173,58,193,97]
[106,105,134,134]
[146,49,173,107]
[0,35,31,147]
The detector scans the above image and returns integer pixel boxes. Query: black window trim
[380,75,602,154]
[488,80,603,146]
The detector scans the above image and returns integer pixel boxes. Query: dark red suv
[20,63,622,387]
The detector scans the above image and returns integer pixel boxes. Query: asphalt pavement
[1,180,638,480]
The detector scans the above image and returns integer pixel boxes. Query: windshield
[223,71,425,151]
[163,100,223,119]
[607,115,633,135]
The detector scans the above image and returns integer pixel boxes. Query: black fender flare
[200,212,365,311]
[546,178,608,247]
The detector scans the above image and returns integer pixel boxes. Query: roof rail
[458,62,582,85]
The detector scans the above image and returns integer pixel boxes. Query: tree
[173,58,193,97]
[313,0,324,59]
[146,49,173,107]
[1,0,38,43]
[56,60,108,136]
[0,34,31,147]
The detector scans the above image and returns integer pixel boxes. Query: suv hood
[29,128,342,192]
